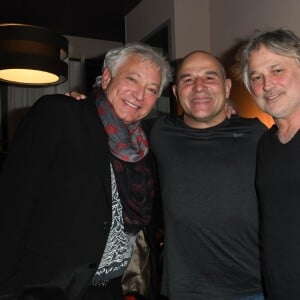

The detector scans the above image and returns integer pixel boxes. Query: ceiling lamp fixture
[0,23,68,86]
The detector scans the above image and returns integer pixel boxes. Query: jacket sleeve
[0,94,67,294]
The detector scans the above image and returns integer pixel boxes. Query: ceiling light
[0,23,68,86]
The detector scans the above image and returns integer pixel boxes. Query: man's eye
[183,78,193,84]
[148,88,158,95]
[127,76,137,83]
[274,69,283,74]
[251,75,262,82]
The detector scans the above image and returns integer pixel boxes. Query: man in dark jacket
[0,42,171,300]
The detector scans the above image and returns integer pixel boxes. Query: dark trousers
[83,277,123,300]
[5,277,123,300]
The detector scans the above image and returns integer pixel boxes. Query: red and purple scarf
[93,87,156,234]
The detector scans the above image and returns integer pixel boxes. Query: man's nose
[263,75,275,91]
[194,77,205,91]
[133,86,145,101]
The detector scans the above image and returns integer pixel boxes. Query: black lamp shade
[0,23,68,86]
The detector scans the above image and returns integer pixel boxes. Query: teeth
[124,99,139,108]
[193,99,210,103]
[267,95,278,100]
[265,93,280,100]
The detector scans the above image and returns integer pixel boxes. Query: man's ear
[225,78,232,99]
[101,68,112,89]
[172,84,179,102]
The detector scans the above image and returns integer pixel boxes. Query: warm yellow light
[0,68,59,84]
[0,23,68,86]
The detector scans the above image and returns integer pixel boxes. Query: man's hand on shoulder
[65,91,87,100]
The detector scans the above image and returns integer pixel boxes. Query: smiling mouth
[192,98,211,104]
[123,99,141,109]
[264,92,282,101]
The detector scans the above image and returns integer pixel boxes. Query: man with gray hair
[0,42,171,300]
[237,28,300,300]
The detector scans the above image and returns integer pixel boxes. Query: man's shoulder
[142,117,158,137]
[142,115,175,135]
[258,124,277,142]
[30,94,70,113]
[229,115,267,133]
[34,94,79,107]
[32,94,94,116]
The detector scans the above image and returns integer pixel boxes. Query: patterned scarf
[96,94,148,162]
[94,87,155,234]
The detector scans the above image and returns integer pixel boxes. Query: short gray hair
[102,42,172,96]
[236,29,300,92]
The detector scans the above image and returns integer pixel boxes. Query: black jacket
[0,94,112,299]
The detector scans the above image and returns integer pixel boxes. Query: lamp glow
[0,69,59,84]
[0,23,68,86]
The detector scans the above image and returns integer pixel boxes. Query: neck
[275,116,300,144]
[183,113,226,129]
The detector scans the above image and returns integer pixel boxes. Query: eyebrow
[178,73,192,80]
[128,72,141,78]
[249,70,258,76]
[130,72,160,88]
[268,64,283,69]
[149,82,160,89]
[249,64,283,75]
[179,70,219,78]
[204,70,220,76]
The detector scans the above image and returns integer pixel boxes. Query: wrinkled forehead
[248,45,290,67]
[115,54,162,86]
[248,43,299,64]
[122,53,160,71]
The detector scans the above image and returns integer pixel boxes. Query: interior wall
[210,0,300,58]
[209,0,300,127]
[125,0,174,55]
[173,0,210,59]
[66,35,121,60]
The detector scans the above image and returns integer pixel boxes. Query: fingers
[65,91,87,100]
